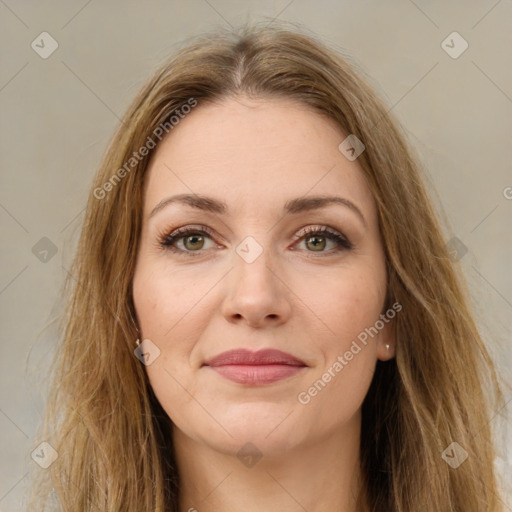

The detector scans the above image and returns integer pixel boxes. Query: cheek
[296,273,383,427]
[132,258,210,339]
[132,257,212,384]
[295,264,385,422]
[306,264,386,348]
[132,262,202,426]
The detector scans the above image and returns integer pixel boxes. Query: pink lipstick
[203,348,306,385]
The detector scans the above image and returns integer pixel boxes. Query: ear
[377,318,396,361]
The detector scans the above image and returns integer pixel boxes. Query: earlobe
[377,341,395,361]
[378,320,396,360]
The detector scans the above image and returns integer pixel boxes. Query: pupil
[308,236,325,251]
[185,235,203,250]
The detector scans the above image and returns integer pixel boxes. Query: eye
[158,225,218,256]
[157,224,353,257]
[293,225,353,254]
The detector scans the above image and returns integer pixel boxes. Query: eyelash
[157,224,353,257]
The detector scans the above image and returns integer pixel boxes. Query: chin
[204,427,302,462]
[209,403,302,450]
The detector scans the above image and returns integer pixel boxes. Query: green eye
[159,225,352,257]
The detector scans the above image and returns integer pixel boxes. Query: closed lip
[203,348,306,367]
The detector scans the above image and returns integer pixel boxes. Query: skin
[132,95,396,512]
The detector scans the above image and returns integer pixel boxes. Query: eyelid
[167,224,215,238]
[293,224,345,240]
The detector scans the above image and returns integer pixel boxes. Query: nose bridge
[232,233,278,290]
[221,233,292,326]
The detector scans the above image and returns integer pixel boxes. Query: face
[132,95,394,457]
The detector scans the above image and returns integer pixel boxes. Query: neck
[173,411,368,512]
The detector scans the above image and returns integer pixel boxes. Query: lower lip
[207,364,305,385]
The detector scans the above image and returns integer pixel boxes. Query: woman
[28,21,509,511]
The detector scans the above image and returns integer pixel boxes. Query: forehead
[142,96,376,221]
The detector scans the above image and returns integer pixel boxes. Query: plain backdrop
[0,1,511,510]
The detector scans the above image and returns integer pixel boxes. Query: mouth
[203,349,307,386]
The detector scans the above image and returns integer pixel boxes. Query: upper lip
[203,349,306,367]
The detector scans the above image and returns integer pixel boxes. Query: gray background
[1,1,511,510]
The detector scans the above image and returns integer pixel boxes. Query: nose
[220,242,292,329]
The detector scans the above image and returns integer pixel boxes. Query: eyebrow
[149,193,367,227]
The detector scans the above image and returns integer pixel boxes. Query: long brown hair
[27,20,509,511]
